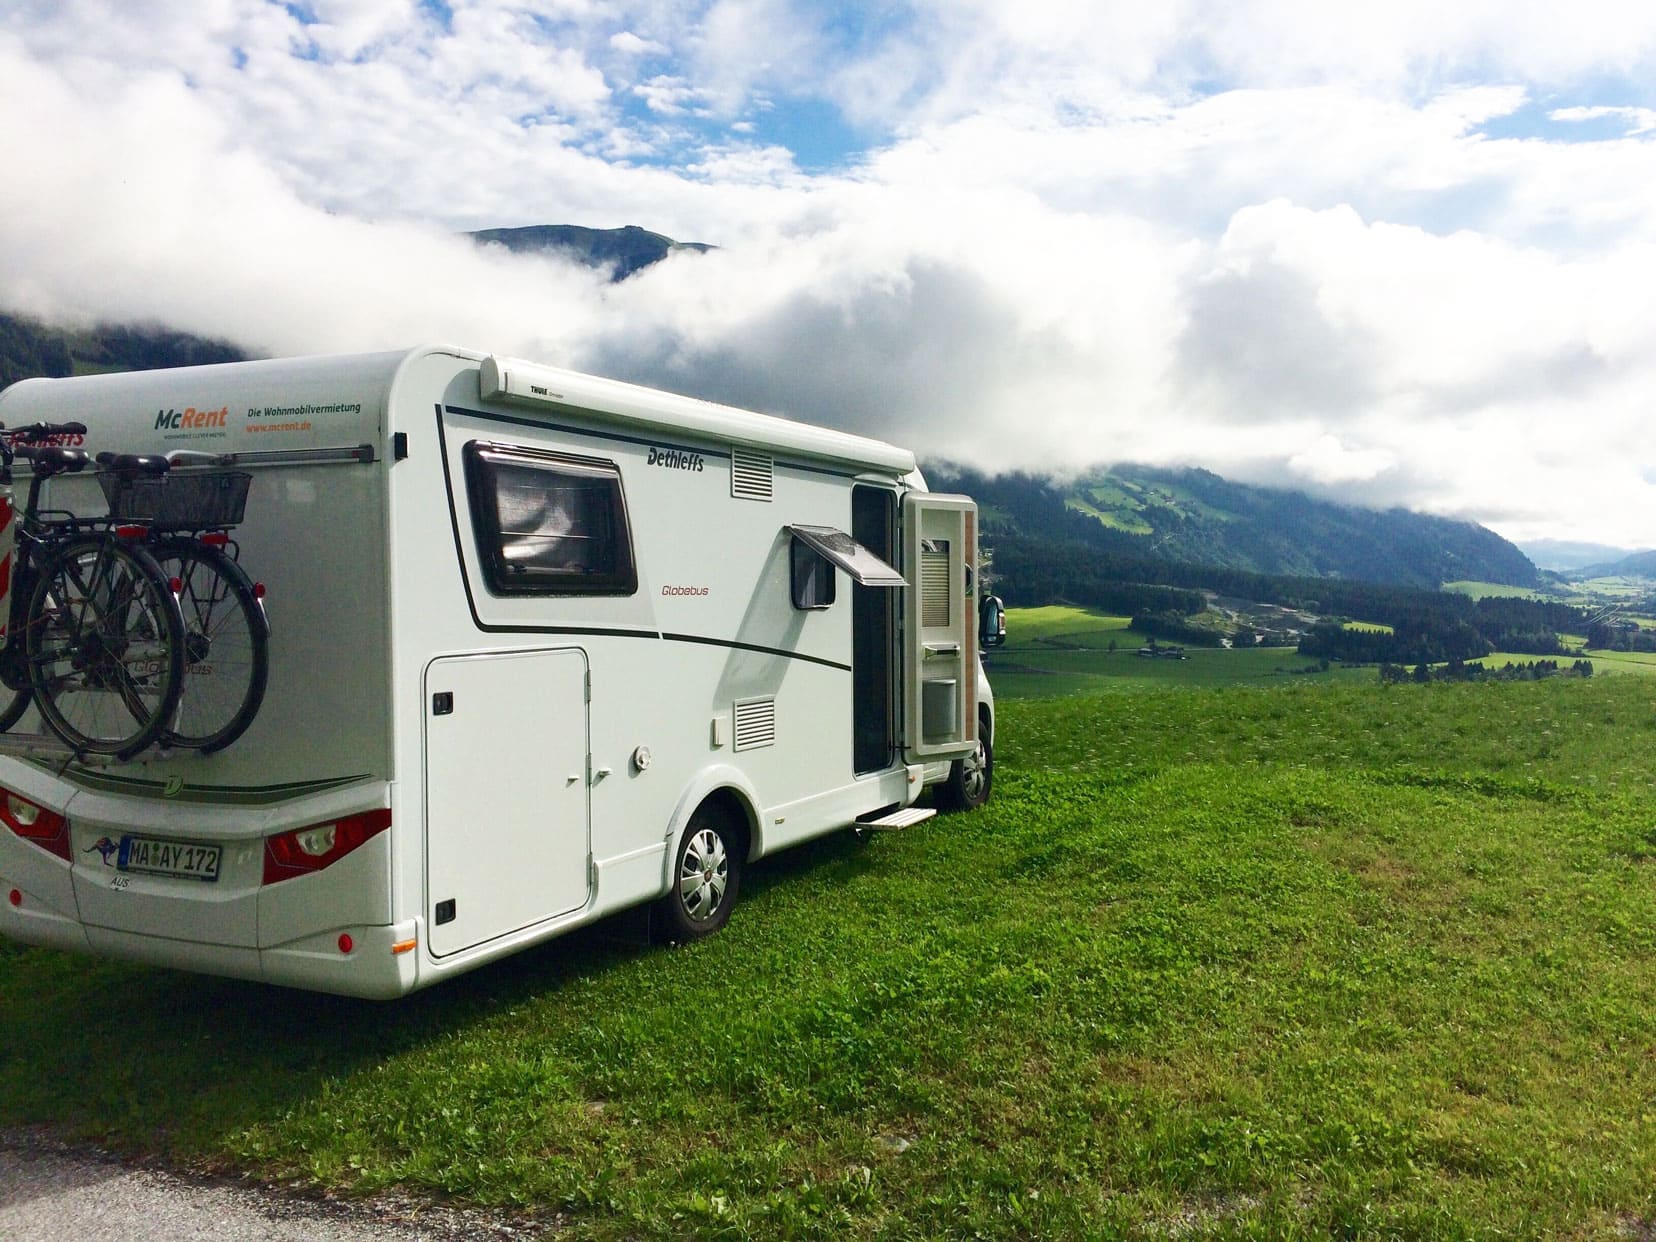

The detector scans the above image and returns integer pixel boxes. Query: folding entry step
[857,806,936,832]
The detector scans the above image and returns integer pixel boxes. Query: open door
[902,492,978,762]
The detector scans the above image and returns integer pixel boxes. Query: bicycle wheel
[0,629,32,734]
[26,537,185,758]
[148,538,269,753]
[0,683,28,733]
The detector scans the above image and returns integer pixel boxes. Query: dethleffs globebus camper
[0,346,994,998]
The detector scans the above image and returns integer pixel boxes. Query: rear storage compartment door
[424,648,590,956]
[901,493,978,762]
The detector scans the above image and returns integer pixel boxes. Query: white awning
[786,525,906,587]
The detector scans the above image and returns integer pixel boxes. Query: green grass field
[988,605,1368,698]
[1442,580,1556,600]
[6,668,1656,1237]
[1574,648,1656,676]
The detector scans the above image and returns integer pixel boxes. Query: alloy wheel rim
[961,740,987,800]
[678,827,728,921]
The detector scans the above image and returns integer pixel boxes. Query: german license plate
[117,835,222,882]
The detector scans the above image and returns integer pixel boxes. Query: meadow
[988,605,1369,698]
[3,615,1656,1238]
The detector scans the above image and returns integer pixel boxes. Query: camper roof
[0,346,920,477]
[478,354,916,475]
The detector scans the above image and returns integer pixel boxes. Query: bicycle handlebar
[0,422,87,443]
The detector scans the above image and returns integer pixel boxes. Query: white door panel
[902,493,977,762]
[424,648,590,956]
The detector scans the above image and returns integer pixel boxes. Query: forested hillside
[0,311,244,389]
[936,464,1538,590]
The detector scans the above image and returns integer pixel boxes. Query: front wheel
[26,538,185,758]
[0,589,34,733]
[655,803,744,943]
[0,685,29,734]
[937,730,993,812]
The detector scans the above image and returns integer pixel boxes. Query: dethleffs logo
[154,405,228,430]
[647,445,703,472]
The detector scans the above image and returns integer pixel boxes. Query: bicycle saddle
[95,452,171,475]
[29,446,90,476]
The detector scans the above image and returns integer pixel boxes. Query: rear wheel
[149,538,269,753]
[26,538,185,758]
[655,802,744,943]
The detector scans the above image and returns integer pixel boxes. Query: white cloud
[610,31,668,57]
[4,3,1656,545]
[1287,435,1397,487]
[1551,104,1656,135]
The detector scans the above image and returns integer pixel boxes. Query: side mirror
[979,595,1006,648]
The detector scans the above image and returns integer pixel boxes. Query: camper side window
[791,537,836,610]
[464,442,638,596]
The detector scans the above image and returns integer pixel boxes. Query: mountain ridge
[930,462,1538,591]
[1518,538,1644,574]
[468,223,713,281]
[1577,549,1656,579]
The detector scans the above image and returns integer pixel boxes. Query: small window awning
[786,524,906,587]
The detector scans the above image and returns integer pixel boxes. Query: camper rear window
[464,443,637,596]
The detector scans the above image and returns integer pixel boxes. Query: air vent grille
[733,698,777,751]
[731,449,774,501]
[920,540,951,628]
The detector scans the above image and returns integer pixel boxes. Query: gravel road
[0,1128,556,1241]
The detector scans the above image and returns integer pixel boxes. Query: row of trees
[1585,622,1656,652]
[1298,596,1591,666]
[988,536,1206,615]
[1130,611,1226,647]
[1379,659,1594,684]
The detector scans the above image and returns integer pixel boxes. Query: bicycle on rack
[0,424,186,758]
[95,450,269,754]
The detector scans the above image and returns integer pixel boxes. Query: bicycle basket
[98,470,252,528]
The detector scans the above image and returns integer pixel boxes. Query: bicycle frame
[0,445,65,691]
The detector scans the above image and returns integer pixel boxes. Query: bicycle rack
[0,443,377,769]
[0,729,183,768]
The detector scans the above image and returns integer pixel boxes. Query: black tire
[937,727,993,812]
[26,538,185,758]
[655,802,744,943]
[0,686,29,734]
[0,603,33,733]
[149,538,269,753]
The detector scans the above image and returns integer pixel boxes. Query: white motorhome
[0,346,994,998]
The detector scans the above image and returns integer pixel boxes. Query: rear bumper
[0,766,417,998]
[2,894,422,999]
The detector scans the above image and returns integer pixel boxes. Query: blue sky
[4,1,1656,546]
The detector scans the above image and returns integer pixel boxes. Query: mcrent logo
[155,406,229,430]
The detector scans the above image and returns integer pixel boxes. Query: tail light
[0,787,69,860]
[263,810,390,885]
